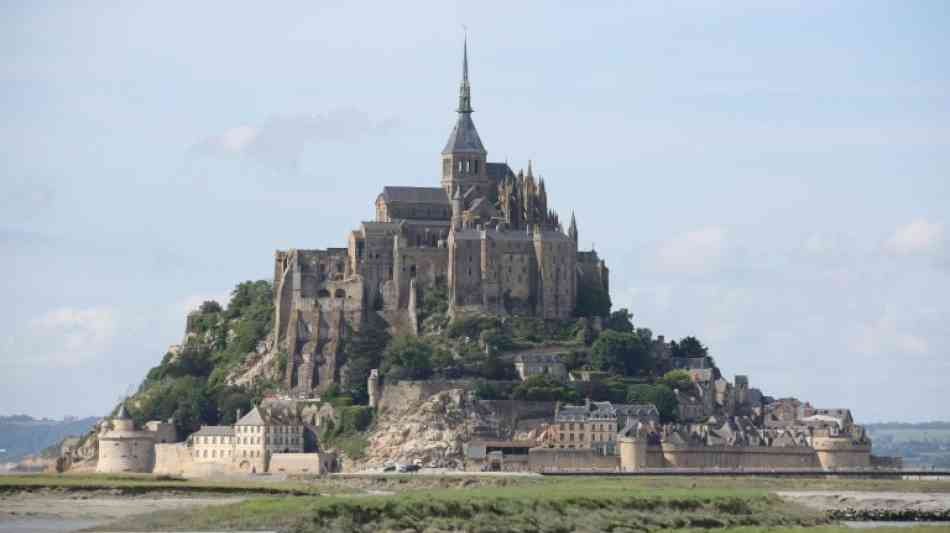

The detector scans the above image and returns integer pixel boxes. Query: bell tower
[441,36,489,197]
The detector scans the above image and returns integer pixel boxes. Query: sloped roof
[513,353,563,364]
[442,113,486,155]
[486,162,514,181]
[194,425,234,437]
[236,406,266,426]
[381,186,449,205]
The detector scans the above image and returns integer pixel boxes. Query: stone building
[544,400,657,453]
[512,353,567,381]
[96,404,177,474]
[274,39,610,395]
[189,405,305,474]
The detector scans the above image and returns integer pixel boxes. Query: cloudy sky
[2,2,947,422]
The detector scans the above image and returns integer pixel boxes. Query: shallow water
[0,517,102,532]
[844,521,950,529]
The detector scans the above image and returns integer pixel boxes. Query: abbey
[273,41,609,395]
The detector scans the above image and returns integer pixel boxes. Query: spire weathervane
[457,31,473,114]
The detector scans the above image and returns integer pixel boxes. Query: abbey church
[273,41,609,394]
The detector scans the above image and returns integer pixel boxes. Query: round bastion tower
[96,404,157,473]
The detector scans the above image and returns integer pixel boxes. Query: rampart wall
[269,453,335,475]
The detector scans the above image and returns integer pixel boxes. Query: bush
[474,381,504,400]
[659,369,693,391]
[447,315,502,339]
[512,375,580,402]
[382,336,434,380]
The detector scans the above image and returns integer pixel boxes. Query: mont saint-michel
[50,42,887,480]
[5,4,948,531]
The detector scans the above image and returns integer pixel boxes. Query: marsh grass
[93,477,830,532]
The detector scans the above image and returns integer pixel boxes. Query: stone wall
[812,437,872,469]
[97,434,155,474]
[269,453,336,475]
[153,443,194,477]
[528,448,619,471]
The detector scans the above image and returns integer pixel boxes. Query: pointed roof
[115,403,130,420]
[236,406,265,426]
[443,113,486,155]
[443,37,486,156]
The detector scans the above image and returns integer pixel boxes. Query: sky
[2,1,948,422]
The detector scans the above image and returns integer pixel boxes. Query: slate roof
[235,404,300,427]
[614,403,660,419]
[381,186,449,205]
[486,162,514,181]
[236,406,266,426]
[442,113,486,155]
[193,425,234,437]
[513,353,563,365]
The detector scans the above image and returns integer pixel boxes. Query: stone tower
[441,36,491,198]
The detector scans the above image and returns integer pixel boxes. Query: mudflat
[0,490,245,521]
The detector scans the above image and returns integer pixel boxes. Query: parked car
[397,464,420,473]
[382,464,396,472]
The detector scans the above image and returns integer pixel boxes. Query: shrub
[512,375,580,402]
[382,336,434,380]
[659,369,693,391]
[447,315,502,339]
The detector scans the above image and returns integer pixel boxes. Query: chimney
[236,408,243,422]
[585,397,591,410]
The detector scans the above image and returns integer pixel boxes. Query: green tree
[605,308,634,333]
[591,330,653,376]
[574,282,611,318]
[341,318,390,404]
[627,383,678,423]
[479,352,518,380]
[671,336,708,359]
[474,381,504,400]
[659,369,693,391]
[382,336,434,380]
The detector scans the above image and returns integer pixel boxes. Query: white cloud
[883,219,944,256]
[218,125,259,154]
[1,307,119,368]
[655,226,726,274]
[190,108,400,172]
[848,312,929,358]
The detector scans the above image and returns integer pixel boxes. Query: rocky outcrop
[227,334,282,387]
[357,388,490,469]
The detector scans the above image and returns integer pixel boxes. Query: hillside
[0,415,97,463]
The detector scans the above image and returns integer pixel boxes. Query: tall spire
[569,211,578,245]
[442,35,485,157]
[457,33,473,114]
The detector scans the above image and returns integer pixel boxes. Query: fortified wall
[617,436,871,471]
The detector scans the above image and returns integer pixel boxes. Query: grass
[93,477,830,532]
[6,473,948,532]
